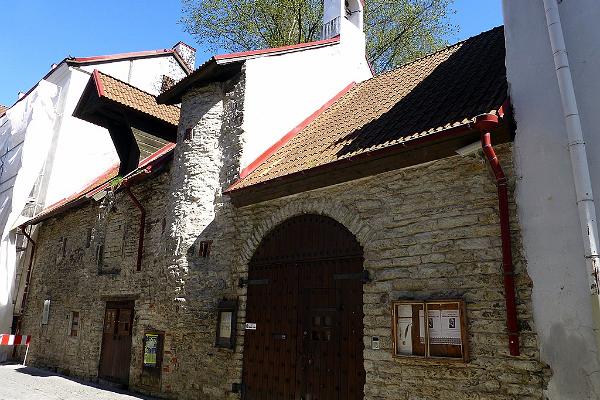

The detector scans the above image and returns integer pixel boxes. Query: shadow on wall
[546,323,594,398]
[14,366,159,399]
[333,27,507,158]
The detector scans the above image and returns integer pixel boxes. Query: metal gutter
[474,113,520,356]
[124,186,146,272]
[543,0,600,358]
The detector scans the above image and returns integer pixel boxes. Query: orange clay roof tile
[94,70,180,126]
[230,26,507,191]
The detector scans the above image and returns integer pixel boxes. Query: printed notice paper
[420,308,462,345]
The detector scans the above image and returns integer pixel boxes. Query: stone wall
[227,143,550,399]
[19,169,175,388]
[19,74,550,399]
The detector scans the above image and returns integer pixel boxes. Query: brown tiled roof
[0,105,7,116]
[93,70,180,126]
[229,26,507,192]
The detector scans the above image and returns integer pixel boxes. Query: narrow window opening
[198,240,212,258]
[70,311,80,337]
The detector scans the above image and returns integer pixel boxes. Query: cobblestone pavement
[0,364,157,400]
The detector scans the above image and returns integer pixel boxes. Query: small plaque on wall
[392,299,468,362]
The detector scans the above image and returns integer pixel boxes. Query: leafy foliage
[181,0,456,73]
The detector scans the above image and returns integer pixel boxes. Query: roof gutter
[124,186,145,271]
[474,113,520,356]
[18,227,36,317]
[225,120,481,197]
[543,0,600,356]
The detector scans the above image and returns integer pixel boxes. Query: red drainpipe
[19,226,36,315]
[124,186,146,271]
[474,114,520,356]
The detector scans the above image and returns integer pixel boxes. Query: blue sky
[0,0,502,107]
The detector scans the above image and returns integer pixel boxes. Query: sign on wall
[392,299,468,362]
[143,333,160,367]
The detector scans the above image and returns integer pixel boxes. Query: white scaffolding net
[0,80,59,360]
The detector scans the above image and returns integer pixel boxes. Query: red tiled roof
[91,70,180,126]
[214,37,340,62]
[227,26,507,192]
[23,142,176,226]
[11,46,192,111]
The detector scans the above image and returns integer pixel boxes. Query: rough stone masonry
[19,66,550,399]
[24,130,549,400]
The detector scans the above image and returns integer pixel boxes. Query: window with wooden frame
[392,299,468,362]
[69,311,80,337]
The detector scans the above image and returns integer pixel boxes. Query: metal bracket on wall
[333,269,371,283]
[231,382,245,394]
[238,278,270,288]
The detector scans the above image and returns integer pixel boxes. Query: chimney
[173,42,197,71]
[322,0,364,40]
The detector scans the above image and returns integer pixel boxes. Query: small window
[392,299,468,362]
[184,128,194,141]
[85,228,93,248]
[41,300,51,325]
[69,311,80,337]
[198,240,212,258]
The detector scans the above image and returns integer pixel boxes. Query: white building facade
[0,44,193,354]
[504,0,600,398]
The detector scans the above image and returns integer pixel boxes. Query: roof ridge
[69,48,174,63]
[369,25,504,81]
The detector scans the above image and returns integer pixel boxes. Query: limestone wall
[20,82,549,400]
[19,170,174,388]
[229,144,550,399]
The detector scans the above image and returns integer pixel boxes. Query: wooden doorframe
[241,214,366,399]
[98,300,135,385]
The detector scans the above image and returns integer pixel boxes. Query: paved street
[0,364,156,400]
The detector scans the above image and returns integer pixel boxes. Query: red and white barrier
[0,334,31,364]
[0,334,30,346]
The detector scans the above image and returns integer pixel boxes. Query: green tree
[181,0,456,74]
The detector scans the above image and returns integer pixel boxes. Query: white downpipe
[542,0,600,354]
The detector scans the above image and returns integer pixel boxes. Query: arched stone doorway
[242,214,366,399]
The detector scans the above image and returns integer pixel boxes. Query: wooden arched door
[243,214,365,400]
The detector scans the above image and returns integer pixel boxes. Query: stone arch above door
[239,199,374,267]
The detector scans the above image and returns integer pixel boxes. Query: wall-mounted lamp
[215,299,237,349]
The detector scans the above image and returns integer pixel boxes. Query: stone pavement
[0,364,157,400]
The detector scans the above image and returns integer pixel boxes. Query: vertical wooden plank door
[99,301,134,385]
[243,215,365,400]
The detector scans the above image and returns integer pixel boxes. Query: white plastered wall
[44,54,188,207]
[78,56,188,96]
[241,43,372,169]
[504,0,600,398]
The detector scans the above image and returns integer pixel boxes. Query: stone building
[0,42,194,355]
[13,0,567,398]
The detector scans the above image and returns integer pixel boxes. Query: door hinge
[238,278,270,288]
[333,270,371,283]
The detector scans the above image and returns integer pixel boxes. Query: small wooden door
[243,215,365,400]
[99,301,134,385]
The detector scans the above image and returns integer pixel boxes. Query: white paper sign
[245,322,257,330]
[419,308,462,345]
[419,310,441,342]
[396,304,413,354]
[439,310,461,345]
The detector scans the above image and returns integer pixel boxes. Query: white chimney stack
[322,0,364,40]
[322,0,366,63]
